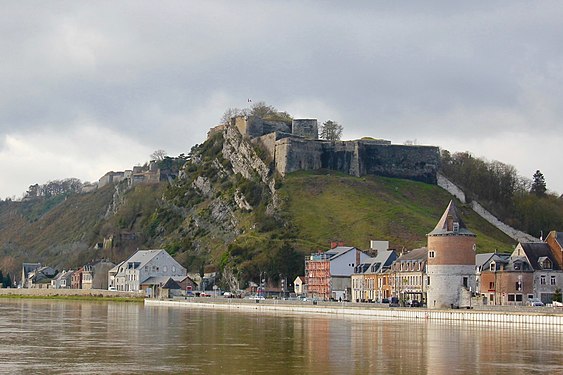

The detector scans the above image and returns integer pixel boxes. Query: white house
[108,249,187,293]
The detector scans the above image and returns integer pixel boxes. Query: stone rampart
[274,137,439,183]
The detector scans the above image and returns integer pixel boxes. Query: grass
[281,171,516,253]
[0,294,145,303]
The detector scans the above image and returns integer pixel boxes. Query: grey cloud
[2,1,563,195]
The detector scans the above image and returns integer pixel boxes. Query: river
[0,299,561,374]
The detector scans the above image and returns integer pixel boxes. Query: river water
[0,299,561,374]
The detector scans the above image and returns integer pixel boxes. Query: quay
[146,297,563,326]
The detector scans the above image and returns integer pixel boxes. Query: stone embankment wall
[437,173,539,243]
[0,288,144,298]
[146,299,563,326]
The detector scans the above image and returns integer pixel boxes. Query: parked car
[528,299,544,307]
[409,300,421,307]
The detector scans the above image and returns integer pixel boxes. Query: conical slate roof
[427,200,475,237]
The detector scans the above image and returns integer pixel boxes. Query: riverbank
[146,297,563,326]
[0,288,144,302]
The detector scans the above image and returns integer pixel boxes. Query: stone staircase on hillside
[437,173,539,243]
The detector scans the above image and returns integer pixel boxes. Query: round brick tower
[426,201,476,309]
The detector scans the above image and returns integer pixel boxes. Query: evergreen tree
[530,170,547,196]
[554,288,562,303]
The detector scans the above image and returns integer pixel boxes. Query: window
[489,282,495,290]
[427,276,430,286]
[463,277,468,288]
[515,294,523,302]
[490,262,496,272]
[541,275,546,285]
[551,276,556,285]
[429,251,435,258]
[515,281,522,291]
[163,266,167,273]
[508,294,515,302]
[453,222,460,232]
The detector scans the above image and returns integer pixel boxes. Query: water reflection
[0,300,561,374]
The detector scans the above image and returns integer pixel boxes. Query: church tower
[426,201,476,309]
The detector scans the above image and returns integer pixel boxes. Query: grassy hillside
[0,132,520,287]
[281,171,516,253]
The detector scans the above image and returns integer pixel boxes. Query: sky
[1,1,562,199]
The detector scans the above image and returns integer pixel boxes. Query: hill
[0,125,518,288]
[281,171,515,253]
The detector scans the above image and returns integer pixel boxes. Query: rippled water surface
[0,299,561,374]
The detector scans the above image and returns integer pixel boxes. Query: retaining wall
[145,299,563,326]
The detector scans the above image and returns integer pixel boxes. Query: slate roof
[396,247,428,262]
[125,249,166,269]
[141,276,186,286]
[356,250,398,274]
[518,242,560,270]
[555,232,563,248]
[427,200,475,237]
[325,246,355,260]
[476,253,511,272]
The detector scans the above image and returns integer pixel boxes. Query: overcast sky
[1,1,562,199]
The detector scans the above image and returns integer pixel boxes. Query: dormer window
[453,222,460,232]
[490,262,496,272]
[541,258,552,270]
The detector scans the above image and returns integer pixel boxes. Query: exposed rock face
[104,184,126,219]
[209,199,237,233]
[192,176,212,198]
[222,126,279,210]
[234,190,253,211]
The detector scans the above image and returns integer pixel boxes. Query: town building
[351,249,398,302]
[21,263,41,288]
[51,270,74,289]
[476,252,533,305]
[389,248,427,305]
[426,201,476,309]
[293,276,307,296]
[108,249,187,293]
[513,242,562,304]
[305,245,371,301]
[23,265,56,288]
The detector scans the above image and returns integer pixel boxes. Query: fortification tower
[426,200,476,309]
[292,119,318,139]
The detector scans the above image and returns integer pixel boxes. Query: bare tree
[320,120,343,141]
[150,149,167,161]
[220,107,246,125]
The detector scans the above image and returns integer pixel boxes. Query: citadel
[212,115,441,184]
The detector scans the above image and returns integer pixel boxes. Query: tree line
[440,150,563,238]
[0,269,13,288]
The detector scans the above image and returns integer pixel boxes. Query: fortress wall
[319,141,358,175]
[274,139,439,183]
[252,133,278,161]
[358,144,440,184]
[275,138,324,175]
